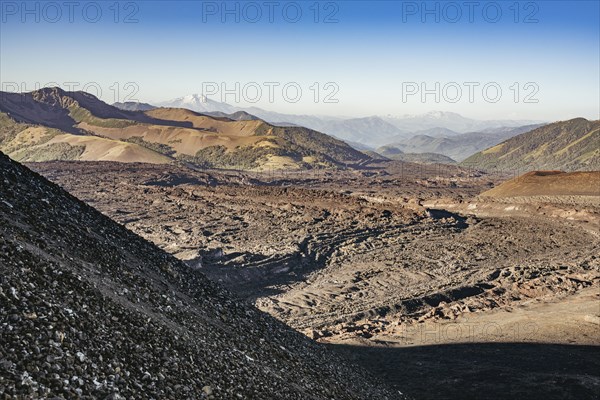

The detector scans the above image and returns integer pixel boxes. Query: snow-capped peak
[181,93,209,104]
[158,93,238,114]
[425,110,445,119]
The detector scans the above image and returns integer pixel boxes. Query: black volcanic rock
[0,152,400,399]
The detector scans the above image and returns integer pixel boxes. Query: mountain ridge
[150,95,543,146]
[462,118,600,171]
[0,88,369,170]
[384,124,547,162]
[376,145,456,164]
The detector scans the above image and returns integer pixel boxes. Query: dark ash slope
[0,152,400,399]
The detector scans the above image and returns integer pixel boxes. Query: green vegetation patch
[123,136,176,157]
[0,113,29,145]
[0,113,66,154]
[461,119,600,172]
[178,144,299,169]
[265,125,367,165]
[11,142,86,162]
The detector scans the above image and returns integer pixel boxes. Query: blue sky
[1,0,598,121]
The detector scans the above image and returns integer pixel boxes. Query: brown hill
[462,118,600,171]
[481,171,600,197]
[0,88,369,170]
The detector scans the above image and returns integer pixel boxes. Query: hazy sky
[1,1,598,121]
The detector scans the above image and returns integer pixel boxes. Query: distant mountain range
[134,95,542,148]
[2,89,595,173]
[462,118,600,171]
[157,94,238,114]
[203,110,261,121]
[0,88,369,170]
[150,95,407,145]
[375,145,457,164]
[386,124,546,162]
[112,101,156,111]
[109,95,599,172]
[381,111,539,134]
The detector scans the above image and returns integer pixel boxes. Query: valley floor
[332,287,600,399]
[28,160,600,400]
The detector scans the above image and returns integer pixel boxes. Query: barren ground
[28,160,600,400]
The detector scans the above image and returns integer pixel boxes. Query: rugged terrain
[463,118,600,171]
[424,170,600,230]
[376,145,457,164]
[480,170,600,198]
[383,124,545,162]
[26,159,600,399]
[0,88,369,170]
[0,152,401,399]
[149,97,540,147]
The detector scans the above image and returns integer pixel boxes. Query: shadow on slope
[0,151,400,399]
[331,342,600,400]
